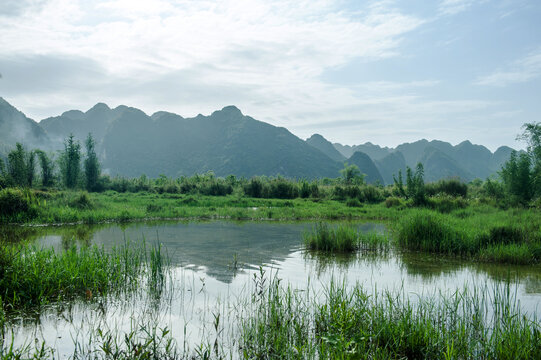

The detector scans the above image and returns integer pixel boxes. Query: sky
[0,0,540,151]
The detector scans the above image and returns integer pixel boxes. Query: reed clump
[397,210,541,264]
[240,278,541,359]
[0,241,164,310]
[303,223,358,252]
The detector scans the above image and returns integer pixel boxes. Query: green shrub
[346,198,362,207]
[425,178,468,197]
[385,196,403,208]
[360,185,384,204]
[68,192,94,210]
[0,188,36,222]
[429,195,468,213]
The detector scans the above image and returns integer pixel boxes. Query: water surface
[4,220,541,356]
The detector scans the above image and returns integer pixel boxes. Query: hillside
[306,134,346,162]
[335,138,514,183]
[0,97,50,155]
[100,105,343,178]
[347,151,384,185]
[0,98,516,182]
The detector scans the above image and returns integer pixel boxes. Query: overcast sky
[1,0,540,151]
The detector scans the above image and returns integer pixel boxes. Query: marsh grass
[397,210,541,264]
[240,277,541,359]
[303,223,358,252]
[304,223,390,253]
[0,240,166,311]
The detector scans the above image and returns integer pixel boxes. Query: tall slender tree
[84,133,100,192]
[36,150,54,187]
[26,150,36,187]
[7,143,27,186]
[61,134,81,189]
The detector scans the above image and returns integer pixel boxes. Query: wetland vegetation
[1,124,541,358]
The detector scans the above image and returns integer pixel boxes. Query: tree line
[0,122,540,208]
[0,133,100,192]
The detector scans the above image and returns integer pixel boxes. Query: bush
[428,195,468,213]
[346,198,362,207]
[0,188,36,221]
[266,179,299,199]
[69,192,94,210]
[425,178,467,197]
[359,186,384,204]
[244,178,264,198]
[385,197,403,208]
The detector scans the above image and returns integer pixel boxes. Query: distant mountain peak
[218,105,243,116]
[88,102,111,112]
[307,134,325,140]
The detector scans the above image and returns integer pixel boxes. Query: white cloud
[475,50,541,87]
[438,0,486,16]
[0,0,425,121]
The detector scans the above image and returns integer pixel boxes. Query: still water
[4,220,541,357]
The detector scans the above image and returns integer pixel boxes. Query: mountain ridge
[0,98,516,182]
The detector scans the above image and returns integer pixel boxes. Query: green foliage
[397,211,469,254]
[385,196,403,208]
[392,169,406,197]
[240,277,541,359]
[35,150,55,187]
[0,188,36,222]
[61,134,81,189]
[405,163,426,206]
[346,197,362,207]
[303,223,358,252]
[340,163,364,185]
[500,150,533,204]
[84,133,100,192]
[0,241,159,310]
[425,178,467,197]
[69,192,94,210]
[6,143,34,187]
[429,195,468,213]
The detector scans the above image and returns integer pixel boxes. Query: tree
[340,163,364,185]
[84,133,100,192]
[36,150,54,187]
[61,134,81,189]
[517,122,541,196]
[0,157,6,189]
[405,163,426,205]
[7,143,28,186]
[393,169,406,197]
[26,150,36,187]
[500,150,532,203]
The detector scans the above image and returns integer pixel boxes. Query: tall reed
[239,277,541,359]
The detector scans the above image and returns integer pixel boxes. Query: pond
[3,220,541,357]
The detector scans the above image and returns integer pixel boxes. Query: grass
[304,223,359,252]
[4,189,541,265]
[240,276,541,359]
[396,209,541,264]
[0,240,166,311]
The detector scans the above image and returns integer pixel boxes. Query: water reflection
[4,220,541,292]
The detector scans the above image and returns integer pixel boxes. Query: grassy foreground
[239,277,541,359]
[0,240,165,311]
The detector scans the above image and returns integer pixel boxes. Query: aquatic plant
[240,278,541,359]
[0,240,165,310]
[303,223,358,252]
